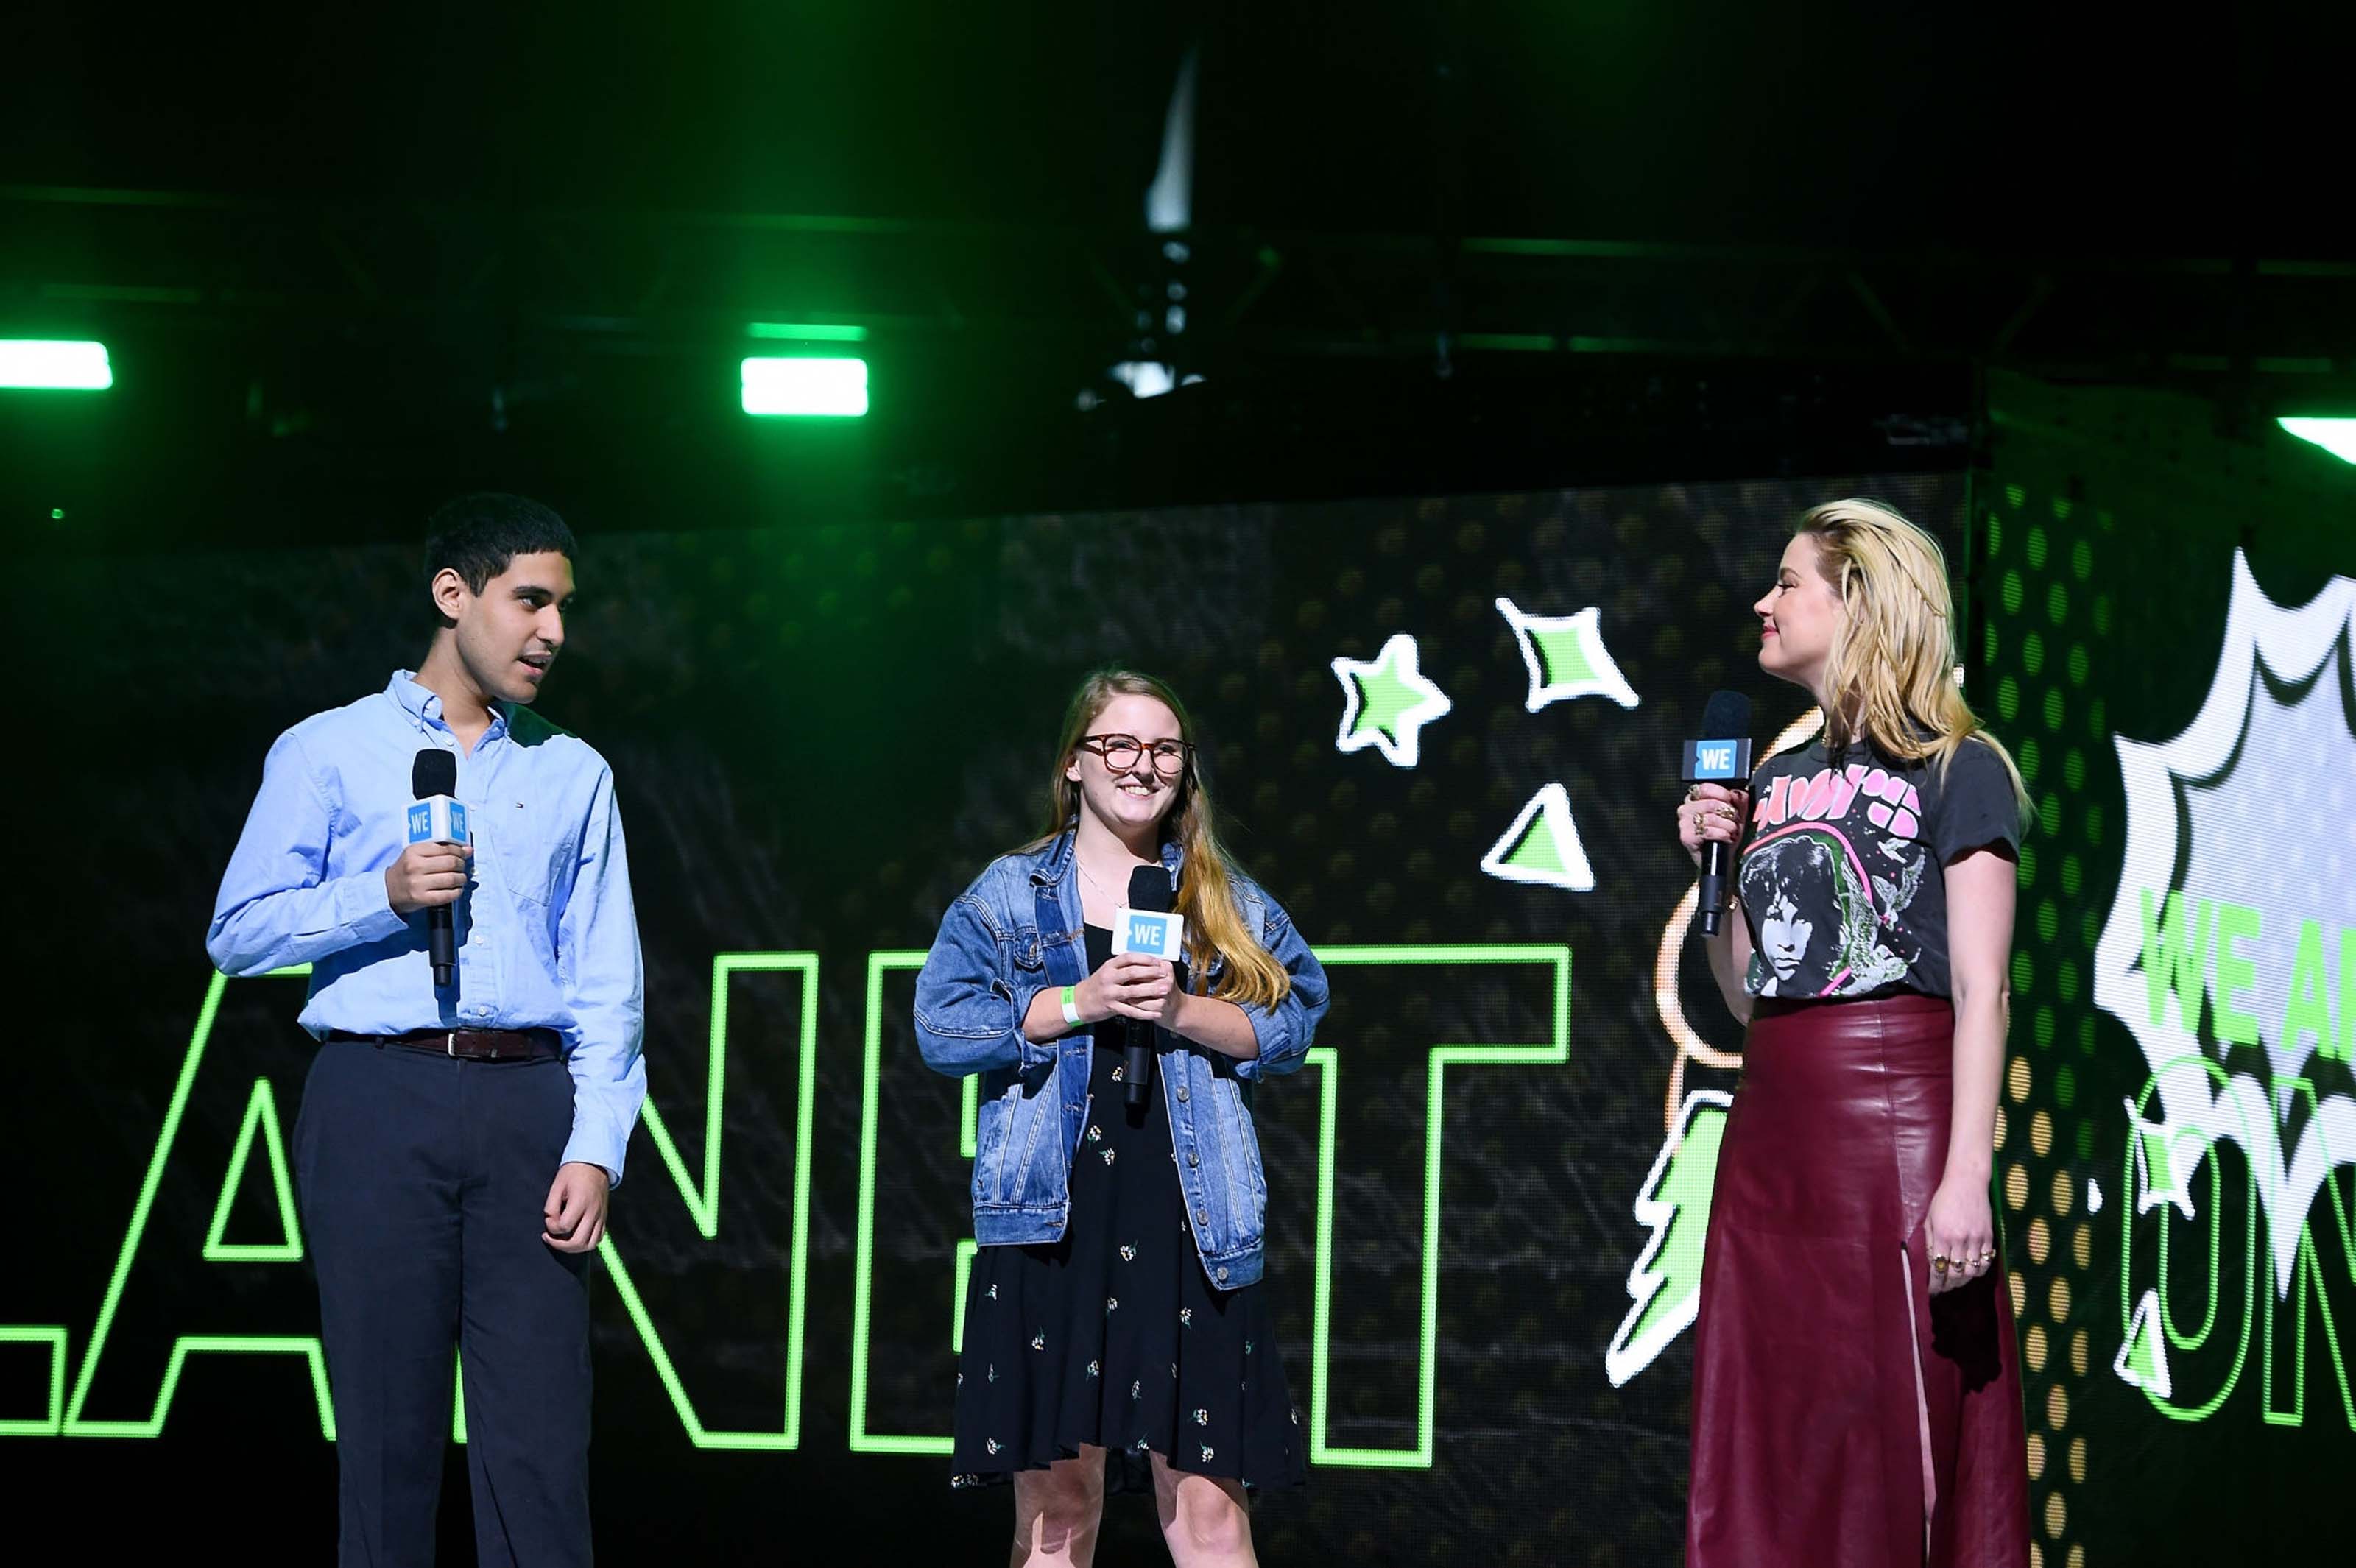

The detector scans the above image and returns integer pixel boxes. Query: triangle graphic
[203,1077,305,1262]
[1480,783,1596,892]
[2113,1288,2173,1399]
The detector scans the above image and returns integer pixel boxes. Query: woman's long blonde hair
[1029,669,1291,1009]
[1796,499,2031,819]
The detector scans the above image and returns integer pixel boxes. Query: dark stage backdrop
[3,456,2338,1565]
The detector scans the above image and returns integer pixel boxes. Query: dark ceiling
[2,2,2349,546]
[9,3,2345,248]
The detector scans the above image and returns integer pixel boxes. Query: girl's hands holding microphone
[1074,954,1178,1025]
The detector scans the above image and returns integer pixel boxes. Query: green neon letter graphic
[202,1076,303,1262]
[60,967,338,1439]
[0,1327,68,1437]
[848,950,961,1455]
[845,942,1572,1469]
[54,954,819,1449]
[2257,1078,2356,1430]
[2123,1071,2356,1430]
[595,951,820,1450]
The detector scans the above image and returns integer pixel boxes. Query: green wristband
[1059,986,1082,1025]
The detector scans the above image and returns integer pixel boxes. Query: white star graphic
[1330,633,1454,769]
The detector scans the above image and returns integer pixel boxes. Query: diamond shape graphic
[1497,598,1640,712]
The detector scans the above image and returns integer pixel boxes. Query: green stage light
[747,322,868,342]
[0,340,113,390]
[2276,417,2356,465]
[741,357,867,417]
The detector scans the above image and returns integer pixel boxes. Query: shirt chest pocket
[477,801,580,913]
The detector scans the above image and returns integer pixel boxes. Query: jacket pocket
[972,1075,1058,1207]
[1218,1079,1269,1240]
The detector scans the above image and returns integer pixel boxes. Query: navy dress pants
[294,1038,594,1567]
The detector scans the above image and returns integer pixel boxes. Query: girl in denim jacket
[916,669,1328,1567]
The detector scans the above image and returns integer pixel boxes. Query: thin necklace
[1075,858,1125,910]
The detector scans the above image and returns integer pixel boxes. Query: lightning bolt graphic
[1606,1090,1730,1387]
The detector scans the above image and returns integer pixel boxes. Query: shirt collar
[386,670,511,742]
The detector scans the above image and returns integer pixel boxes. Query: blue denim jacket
[913,829,1329,1289]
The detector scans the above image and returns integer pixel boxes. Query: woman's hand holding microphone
[1679,783,1749,869]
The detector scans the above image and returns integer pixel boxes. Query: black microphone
[1683,691,1754,938]
[1124,864,1177,1109]
[411,749,462,987]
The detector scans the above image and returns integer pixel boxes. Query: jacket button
[1216,1266,1230,1282]
[1188,1152,1200,1168]
[1196,1208,1209,1225]
[1175,1085,1188,1102]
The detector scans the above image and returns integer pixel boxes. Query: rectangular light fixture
[741,356,867,417]
[747,322,869,343]
[2277,417,2356,466]
[0,339,113,390]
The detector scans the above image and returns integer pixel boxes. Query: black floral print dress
[949,925,1306,1495]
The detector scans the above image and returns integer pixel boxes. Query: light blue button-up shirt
[207,672,646,1182]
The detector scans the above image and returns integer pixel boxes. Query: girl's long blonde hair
[1029,669,1291,1010]
[1796,499,2031,820]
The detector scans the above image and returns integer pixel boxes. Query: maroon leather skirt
[1687,993,2030,1568]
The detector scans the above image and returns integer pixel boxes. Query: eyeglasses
[1079,733,1193,777]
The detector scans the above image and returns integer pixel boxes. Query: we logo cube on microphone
[1112,908,1186,961]
[405,796,471,847]
[1682,738,1754,783]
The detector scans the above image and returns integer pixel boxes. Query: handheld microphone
[1123,865,1179,1110]
[409,749,468,987]
[1682,691,1754,938]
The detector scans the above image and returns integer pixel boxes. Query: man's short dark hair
[424,492,578,597]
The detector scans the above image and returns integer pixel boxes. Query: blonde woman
[1679,501,2033,1567]
[916,670,1326,1567]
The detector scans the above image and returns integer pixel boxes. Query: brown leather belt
[330,1027,563,1062]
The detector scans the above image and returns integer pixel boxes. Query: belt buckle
[446,1031,458,1058]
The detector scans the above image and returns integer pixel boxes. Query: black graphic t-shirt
[1738,734,2023,1000]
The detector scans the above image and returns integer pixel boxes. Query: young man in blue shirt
[208,493,646,1567]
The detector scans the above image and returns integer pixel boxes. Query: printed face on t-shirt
[1749,835,1835,983]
